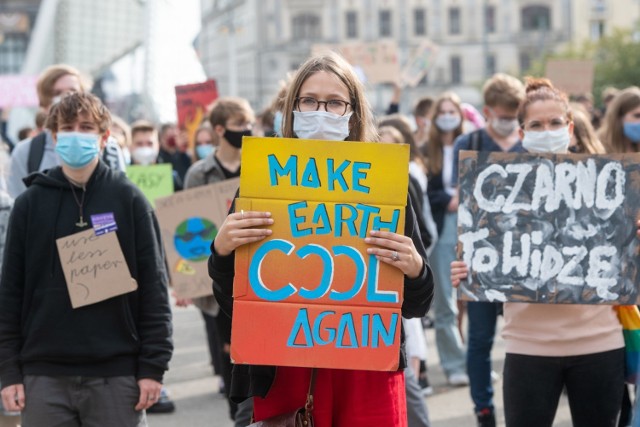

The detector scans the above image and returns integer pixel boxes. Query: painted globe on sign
[174,217,218,262]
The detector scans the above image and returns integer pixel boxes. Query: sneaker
[490,370,500,383]
[448,372,470,386]
[146,387,176,414]
[418,374,434,396]
[476,408,496,427]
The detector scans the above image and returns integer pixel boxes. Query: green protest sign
[126,164,174,207]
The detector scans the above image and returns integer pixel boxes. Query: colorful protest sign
[155,178,239,299]
[401,40,439,88]
[126,164,174,207]
[56,229,137,308]
[231,137,408,371]
[175,80,219,151]
[457,151,640,304]
[0,75,38,108]
[313,41,400,84]
[546,59,594,96]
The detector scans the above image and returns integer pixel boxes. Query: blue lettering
[313,311,336,345]
[288,201,311,238]
[311,203,331,235]
[356,204,380,238]
[361,314,369,347]
[327,159,350,192]
[366,254,399,303]
[297,244,333,300]
[301,158,321,188]
[372,209,400,233]
[287,308,313,348]
[268,154,298,186]
[371,313,398,348]
[336,313,358,348]
[330,246,366,301]
[249,239,296,301]
[352,162,371,193]
[335,204,358,237]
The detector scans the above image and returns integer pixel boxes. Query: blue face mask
[55,132,101,169]
[623,122,640,143]
[273,111,284,137]
[196,144,214,159]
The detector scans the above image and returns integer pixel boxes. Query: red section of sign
[175,80,218,129]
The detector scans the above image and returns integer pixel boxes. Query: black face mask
[224,129,252,149]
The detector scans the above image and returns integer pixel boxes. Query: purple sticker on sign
[91,212,118,236]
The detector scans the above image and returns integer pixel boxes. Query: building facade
[198,0,637,112]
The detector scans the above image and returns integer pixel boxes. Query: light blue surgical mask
[273,111,284,137]
[196,144,214,159]
[55,132,100,169]
[623,122,640,143]
[292,110,352,141]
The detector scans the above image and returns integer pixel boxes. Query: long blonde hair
[282,52,378,142]
[598,86,640,153]
[570,104,606,154]
[426,92,463,176]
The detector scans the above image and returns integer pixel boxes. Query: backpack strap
[469,129,482,151]
[27,132,47,174]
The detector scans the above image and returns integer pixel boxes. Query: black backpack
[27,132,47,174]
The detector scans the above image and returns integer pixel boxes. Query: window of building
[0,34,27,74]
[346,11,358,38]
[451,55,462,84]
[449,7,461,35]
[485,5,496,33]
[292,13,321,41]
[590,20,605,40]
[521,5,551,31]
[379,10,392,37]
[486,54,496,76]
[519,52,531,73]
[414,8,426,36]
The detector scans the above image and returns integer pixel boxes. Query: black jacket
[426,171,451,235]
[0,161,173,386]
[209,194,434,402]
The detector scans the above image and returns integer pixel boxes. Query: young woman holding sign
[450,78,624,427]
[209,52,434,426]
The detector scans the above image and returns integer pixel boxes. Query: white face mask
[131,146,158,165]
[522,127,570,153]
[293,110,352,141]
[491,118,519,137]
[435,114,461,132]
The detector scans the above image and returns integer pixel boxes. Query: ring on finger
[240,210,245,220]
[392,251,399,262]
[147,396,156,401]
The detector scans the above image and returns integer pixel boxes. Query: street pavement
[1,302,575,427]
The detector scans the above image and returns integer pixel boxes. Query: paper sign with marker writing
[232,137,408,371]
[457,151,640,304]
[126,164,174,208]
[56,229,137,308]
[155,178,239,299]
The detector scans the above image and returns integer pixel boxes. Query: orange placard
[231,137,408,371]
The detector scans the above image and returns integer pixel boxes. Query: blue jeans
[429,212,466,376]
[467,301,500,412]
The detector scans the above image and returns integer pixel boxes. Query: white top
[442,145,455,196]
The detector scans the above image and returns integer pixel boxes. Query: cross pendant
[76,217,88,228]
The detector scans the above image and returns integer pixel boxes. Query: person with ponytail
[451,78,624,427]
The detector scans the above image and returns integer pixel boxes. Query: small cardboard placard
[232,137,408,371]
[56,229,137,308]
[401,40,439,88]
[126,164,174,208]
[457,151,640,304]
[155,178,239,299]
[545,59,595,96]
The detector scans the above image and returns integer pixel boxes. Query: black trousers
[503,348,624,427]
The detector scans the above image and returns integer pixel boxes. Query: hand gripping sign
[232,137,409,371]
[457,151,640,304]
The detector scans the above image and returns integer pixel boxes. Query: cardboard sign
[457,151,640,304]
[175,80,219,151]
[401,40,439,87]
[546,59,595,96]
[232,137,408,371]
[126,164,174,208]
[56,229,137,308]
[313,41,400,84]
[155,178,239,299]
[0,75,38,108]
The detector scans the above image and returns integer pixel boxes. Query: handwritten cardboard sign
[401,40,439,88]
[0,75,38,108]
[312,41,400,84]
[155,178,239,299]
[232,137,408,371]
[126,164,174,208]
[175,80,219,151]
[546,59,595,96]
[457,151,640,304]
[56,229,137,308]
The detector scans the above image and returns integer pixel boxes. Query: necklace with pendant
[67,180,88,228]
